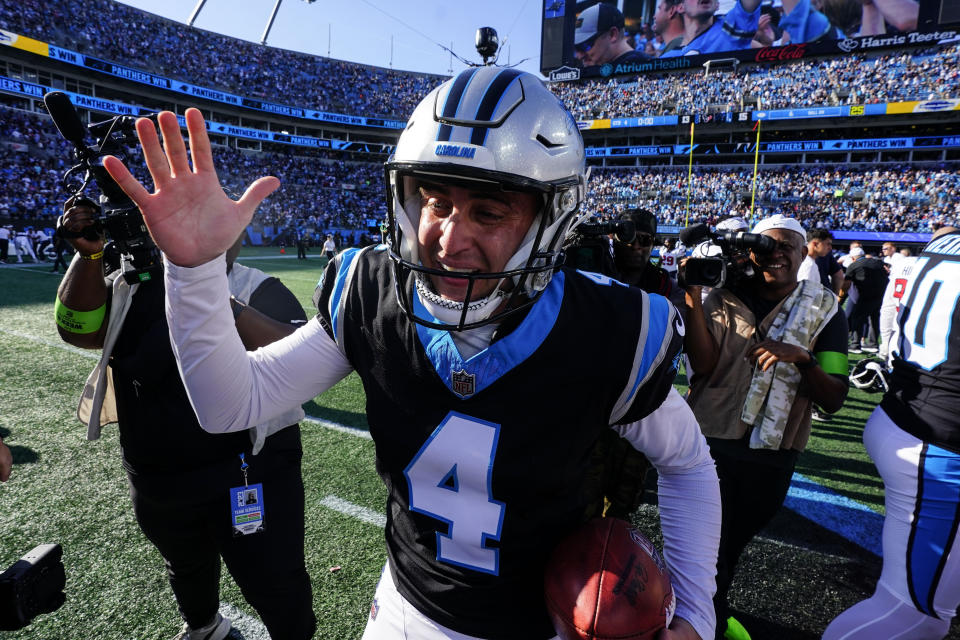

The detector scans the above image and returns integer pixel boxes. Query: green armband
[815,350,849,376]
[55,297,106,334]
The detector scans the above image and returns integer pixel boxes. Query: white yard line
[0,327,98,359]
[319,495,386,528]
[301,415,371,440]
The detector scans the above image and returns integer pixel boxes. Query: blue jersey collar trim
[414,271,565,398]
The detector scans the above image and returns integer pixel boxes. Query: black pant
[708,440,796,637]
[51,245,68,271]
[848,296,882,346]
[128,427,315,639]
[0,238,7,261]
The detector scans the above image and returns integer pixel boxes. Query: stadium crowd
[552,45,960,119]
[0,0,443,120]
[1,105,957,243]
[2,0,958,126]
[585,165,960,232]
[0,105,385,242]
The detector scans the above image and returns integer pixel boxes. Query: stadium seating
[2,0,956,123]
[584,165,960,232]
[3,103,956,234]
[0,0,444,119]
[551,46,959,119]
[0,105,384,240]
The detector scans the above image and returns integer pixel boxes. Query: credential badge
[451,369,476,397]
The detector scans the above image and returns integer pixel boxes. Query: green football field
[0,250,936,639]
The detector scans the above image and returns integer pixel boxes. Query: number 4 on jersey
[404,412,506,575]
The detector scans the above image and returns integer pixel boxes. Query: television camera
[677,223,775,288]
[476,27,500,64]
[43,91,161,284]
[0,544,66,631]
[562,217,638,276]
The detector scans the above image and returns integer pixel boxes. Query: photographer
[55,197,316,640]
[681,214,848,640]
[612,209,686,314]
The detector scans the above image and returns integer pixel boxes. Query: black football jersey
[882,231,960,453]
[314,247,683,639]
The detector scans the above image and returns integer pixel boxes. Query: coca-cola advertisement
[754,43,808,62]
[541,0,955,80]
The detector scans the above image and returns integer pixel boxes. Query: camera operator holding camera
[54,196,316,640]
[680,214,849,640]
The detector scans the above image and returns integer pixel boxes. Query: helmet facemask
[385,164,584,331]
[850,357,889,394]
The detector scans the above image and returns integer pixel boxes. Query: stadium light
[186,0,208,27]
[261,0,284,45]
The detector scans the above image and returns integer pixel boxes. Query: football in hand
[544,517,675,640]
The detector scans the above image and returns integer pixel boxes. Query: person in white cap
[574,2,651,68]
[839,242,863,269]
[681,213,849,640]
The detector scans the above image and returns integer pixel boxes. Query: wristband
[80,250,104,260]
[795,349,818,371]
[55,297,106,334]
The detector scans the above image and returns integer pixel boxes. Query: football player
[824,227,960,639]
[878,252,917,366]
[102,67,721,640]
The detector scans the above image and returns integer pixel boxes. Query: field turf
[0,250,956,639]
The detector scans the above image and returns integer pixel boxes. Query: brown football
[544,518,675,640]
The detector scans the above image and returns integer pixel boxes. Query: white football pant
[361,562,560,640]
[823,407,960,639]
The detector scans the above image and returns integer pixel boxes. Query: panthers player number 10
[898,259,960,371]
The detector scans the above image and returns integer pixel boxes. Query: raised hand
[102,108,279,267]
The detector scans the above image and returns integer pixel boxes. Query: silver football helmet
[384,66,587,331]
[850,357,889,394]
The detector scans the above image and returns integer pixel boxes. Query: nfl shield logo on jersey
[451,369,476,397]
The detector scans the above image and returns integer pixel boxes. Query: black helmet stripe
[436,67,479,142]
[470,68,524,147]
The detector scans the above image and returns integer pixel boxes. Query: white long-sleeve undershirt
[164,255,353,433]
[615,388,721,640]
